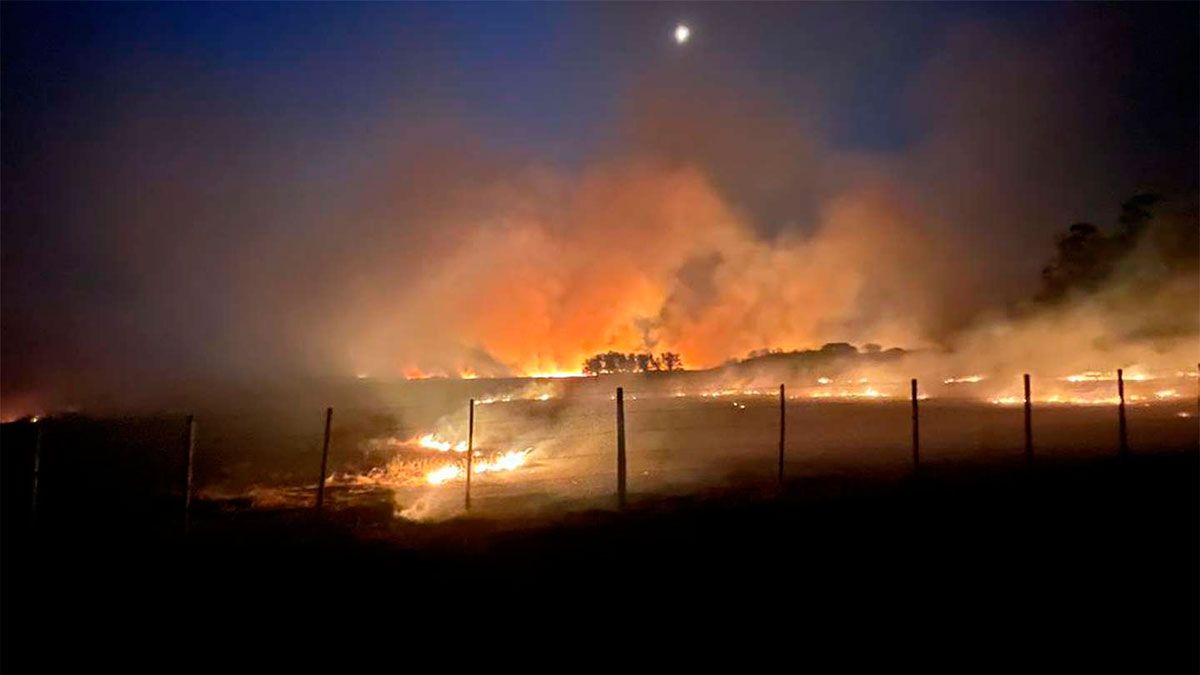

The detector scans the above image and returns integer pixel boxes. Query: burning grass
[171,365,1197,522]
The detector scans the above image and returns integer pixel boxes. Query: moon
[674,24,690,45]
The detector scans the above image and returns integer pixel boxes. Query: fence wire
[4,377,1197,529]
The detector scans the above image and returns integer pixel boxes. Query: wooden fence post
[778,384,786,486]
[1024,374,1033,466]
[911,379,920,473]
[315,407,332,513]
[1117,369,1128,455]
[616,387,626,509]
[183,415,195,533]
[465,399,474,512]
[31,420,43,529]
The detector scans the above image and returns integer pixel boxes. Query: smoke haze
[2,3,1196,416]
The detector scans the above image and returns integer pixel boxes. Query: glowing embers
[476,449,532,474]
[528,370,584,379]
[416,433,468,453]
[423,449,532,486]
[807,386,886,400]
[990,394,1123,406]
[475,381,562,405]
[425,464,462,485]
[805,376,901,400]
[475,391,554,405]
[1060,370,1151,383]
[689,379,898,401]
[700,388,761,398]
[987,391,1172,406]
[943,375,986,384]
[351,432,536,487]
[410,433,533,485]
[988,371,1188,406]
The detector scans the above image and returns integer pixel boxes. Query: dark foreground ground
[3,450,1197,674]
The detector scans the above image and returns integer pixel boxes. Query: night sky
[3,2,1197,414]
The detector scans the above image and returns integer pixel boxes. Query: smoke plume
[2,6,1197,417]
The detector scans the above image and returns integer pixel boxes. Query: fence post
[1023,373,1033,466]
[31,420,43,529]
[911,379,920,474]
[465,399,474,512]
[1117,369,1128,456]
[183,415,195,533]
[616,387,626,509]
[315,407,332,513]
[778,384,786,486]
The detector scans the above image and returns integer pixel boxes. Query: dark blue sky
[10,2,1193,161]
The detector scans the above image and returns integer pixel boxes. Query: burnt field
[1,391,1198,674]
[1,452,1197,673]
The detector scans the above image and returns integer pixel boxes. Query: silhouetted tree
[746,348,782,359]
[1039,222,1110,301]
[635,353,660,373]
[582,354,605,376]
[660,352,683,371]
[582,350,683,374]
[819,342,859,358]
[1038,193,1165,304]
[1116,193,1161,244]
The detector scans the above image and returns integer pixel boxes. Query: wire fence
[3,369,1198,533]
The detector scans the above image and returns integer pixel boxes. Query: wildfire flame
[991,394,1135,406]
[1061,370,1151,383]
[807,386,888,400]
[422,448,532,485]
[425,464,462,485]
[416,433,468,453]
[988,371,1189,406]
[475,448,532,474]
[943,375,985,384]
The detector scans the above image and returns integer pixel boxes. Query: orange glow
[475,448,532,474]
[992,394,1123,406]
[529,370,585,379]
[943,375,985,384]
[1061,370,1151,383]
[425,464,462,485]
[423,448,532,486]
[415,433,468,453]
[807,386,889,400]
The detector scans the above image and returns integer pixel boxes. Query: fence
[6,368,1199,532]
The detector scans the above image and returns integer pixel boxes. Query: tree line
[582,351,683,375]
